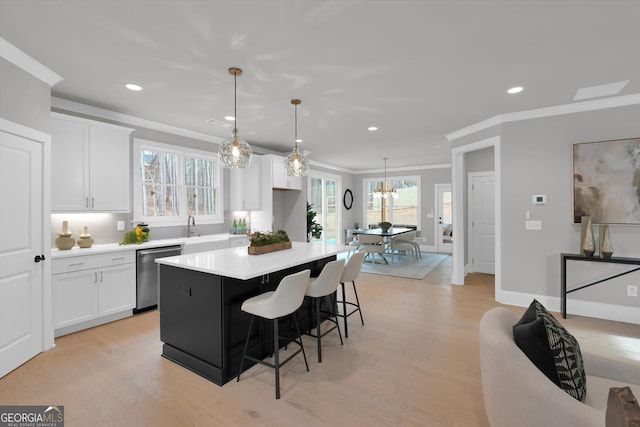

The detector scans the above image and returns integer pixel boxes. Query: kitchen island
[156,242,348,385]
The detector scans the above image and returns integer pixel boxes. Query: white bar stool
[337,251,365,338]
[305,259,344,363]
[237,269,311,399]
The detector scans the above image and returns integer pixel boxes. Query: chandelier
[373,157,398,199]
[284,99,309,176]
[218,67,252,168]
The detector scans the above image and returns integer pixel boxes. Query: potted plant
[307,202,323,242]
[378,221,392,232]
[248,229,292,254]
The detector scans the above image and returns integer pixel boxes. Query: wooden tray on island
[247,241,292,255]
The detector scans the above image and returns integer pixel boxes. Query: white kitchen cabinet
[269,155,302,190]
[52,251,135,336]
[230,155,262,210]
[51,113,134,212]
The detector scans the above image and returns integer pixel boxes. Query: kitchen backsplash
[51,213,236,248]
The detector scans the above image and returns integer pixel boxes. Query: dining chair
[357,234,386,264]
[345,228,360,258]
[390,233,417,263]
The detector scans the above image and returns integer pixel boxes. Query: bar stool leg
[331,293,343,346]
[315,297,322,363]
[237,315,255,382]
[292,314,309,372]
[273,318,280,399]
[352,281,365,326]
[340,282,349,338]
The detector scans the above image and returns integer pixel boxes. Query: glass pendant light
[372,157,398,199]
[284,98,309,176]
[218,67,252,168]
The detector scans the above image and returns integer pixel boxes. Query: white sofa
[479,307,640,427]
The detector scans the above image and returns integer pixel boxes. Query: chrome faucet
[186,214,196,237]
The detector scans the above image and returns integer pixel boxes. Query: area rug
[358,252,448,279]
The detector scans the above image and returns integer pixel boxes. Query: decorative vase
[77,226,94,248]
[580,216,595,257]
[599,224,613,258]
[55,220,75,250]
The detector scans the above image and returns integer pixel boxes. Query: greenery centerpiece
[248,229,292,255]
[307,202,323,242]
[378,221,392,232]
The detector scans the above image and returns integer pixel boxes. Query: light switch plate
[117,220,125,231]
[525,220,542,230]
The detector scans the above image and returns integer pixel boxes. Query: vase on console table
[77,226,94,248]
[55,220,75,250]
[580,216,595,257]
[599,224,613,258]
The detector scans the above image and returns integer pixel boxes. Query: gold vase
[580,216,595,257]
[55,221,75,250]
[77,226,94,248]
[599,224,613,258]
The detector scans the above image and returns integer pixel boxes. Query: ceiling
[2,0,639,172]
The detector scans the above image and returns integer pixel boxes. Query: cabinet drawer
[52,251,135,274]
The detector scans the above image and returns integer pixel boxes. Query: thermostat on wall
[532,195,547,205]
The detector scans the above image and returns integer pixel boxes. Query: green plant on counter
[120,230,142,245]
[249,230,290,247]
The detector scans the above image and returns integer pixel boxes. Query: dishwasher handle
[138,246,182,257]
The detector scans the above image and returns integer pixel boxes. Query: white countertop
[51,233,246,259]
[156,242,350,280]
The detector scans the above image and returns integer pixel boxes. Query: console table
[560,253,640,319]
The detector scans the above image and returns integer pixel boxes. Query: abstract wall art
[573,137,640,224]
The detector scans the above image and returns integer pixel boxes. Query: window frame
[362,174,421,229]
[133,138,223,226]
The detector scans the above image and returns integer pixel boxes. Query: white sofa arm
[582,350,640,386]
[479,308,603,427]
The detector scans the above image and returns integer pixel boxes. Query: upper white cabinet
[267,155,302,190]
[230,155,262,210]
[51,113,134,212]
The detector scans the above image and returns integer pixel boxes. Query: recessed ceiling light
[295,139,303,143]
[224,116,235,121]
[125,83,143,91]
[507,86,523,94]
[368,126,378,131]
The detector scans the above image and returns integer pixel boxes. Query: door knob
[34,254,46,263]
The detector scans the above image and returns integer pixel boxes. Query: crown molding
[51,97,225,144]
[0,37,63,87]
[446,93,640,142]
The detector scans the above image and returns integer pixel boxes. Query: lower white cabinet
[52,251,135,336]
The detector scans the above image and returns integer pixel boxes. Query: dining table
[352,227,414,263]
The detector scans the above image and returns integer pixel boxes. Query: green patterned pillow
[513,299,587,401]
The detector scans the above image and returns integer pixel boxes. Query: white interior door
[469,172,495,274]
[435,184,453,253]
[0,130,44,377]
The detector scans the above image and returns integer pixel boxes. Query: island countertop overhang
[156,242,350,280]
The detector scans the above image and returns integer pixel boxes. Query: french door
[435,184,453,253]
[308,172,341,245]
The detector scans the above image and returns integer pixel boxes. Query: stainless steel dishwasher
[135,245,182,312]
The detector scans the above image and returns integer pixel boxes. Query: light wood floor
[2,256,639,426]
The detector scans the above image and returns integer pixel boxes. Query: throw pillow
[513,299,587,401]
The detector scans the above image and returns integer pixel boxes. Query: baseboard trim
[496,290,640,324]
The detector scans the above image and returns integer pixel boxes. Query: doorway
[435,184,453,253]
[308,172,341,245]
